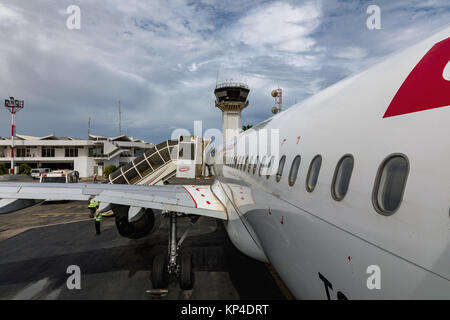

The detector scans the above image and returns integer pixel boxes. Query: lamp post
[271,88,282,114]
[4,97,24,174]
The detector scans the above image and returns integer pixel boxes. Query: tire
[151,254,168,289]
[180,253,193,290]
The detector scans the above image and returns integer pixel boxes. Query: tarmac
[0,199,289,300]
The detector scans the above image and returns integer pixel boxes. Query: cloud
[0,3,26,26]
[0,0,448,143]
[331,47,368,60]
[233,2,321,53]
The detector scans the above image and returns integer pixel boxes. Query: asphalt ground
[0,200,289,300]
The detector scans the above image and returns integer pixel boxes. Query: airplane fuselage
[210,26,450,299]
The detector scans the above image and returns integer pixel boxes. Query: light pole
[4,97,24,174]
[271,88,283,114]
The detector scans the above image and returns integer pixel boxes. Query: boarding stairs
[108,140,179,186]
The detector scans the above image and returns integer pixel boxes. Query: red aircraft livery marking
[383,37,450,118]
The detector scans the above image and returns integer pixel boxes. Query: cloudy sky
[0,0,449,143]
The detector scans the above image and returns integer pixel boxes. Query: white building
[0,133,153,178]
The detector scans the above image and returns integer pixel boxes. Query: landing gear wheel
[180,253,193,290]
[151,254,168,289]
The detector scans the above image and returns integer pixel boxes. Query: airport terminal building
[0,134,153,178]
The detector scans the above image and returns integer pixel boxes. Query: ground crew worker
[94,207,102,235]
[88,199,99,218]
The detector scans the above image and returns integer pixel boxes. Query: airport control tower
[214,82,249,143]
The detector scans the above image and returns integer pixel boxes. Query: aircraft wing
[0,183,227,220]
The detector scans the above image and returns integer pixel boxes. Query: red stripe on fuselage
[383,37,450,118]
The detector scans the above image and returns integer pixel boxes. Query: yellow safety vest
[89,200,99,208]
[94,211,102,222]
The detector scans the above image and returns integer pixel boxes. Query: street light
[271,88,282,114]
[4,97,24,174]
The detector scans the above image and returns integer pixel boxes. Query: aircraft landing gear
[151,212,199,290]
[151,254,168,288]
[180,252,193,290]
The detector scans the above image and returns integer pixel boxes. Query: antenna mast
[118,100,122,135]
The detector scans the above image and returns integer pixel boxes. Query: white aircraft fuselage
[209,26,450,299]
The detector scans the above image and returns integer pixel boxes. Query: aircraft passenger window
[244,157,249,171]
[288,155,301,187]
[239,157,243,170]
[306,155,322,192]
[373,154,409,215]
[253,156,259,175]
[276,156,286,183]
[266,156,274,180]
[259,156,266,176]
[332,155,354,201]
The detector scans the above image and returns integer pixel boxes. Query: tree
[242,124,253,131]
[0,163,7,175]
[19,163,32,175]
[103,165,118,178]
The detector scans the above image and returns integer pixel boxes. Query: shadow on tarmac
[0,216,286,300]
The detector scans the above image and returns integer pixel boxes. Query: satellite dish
[271,90,278,97]
[271,107,279,114]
